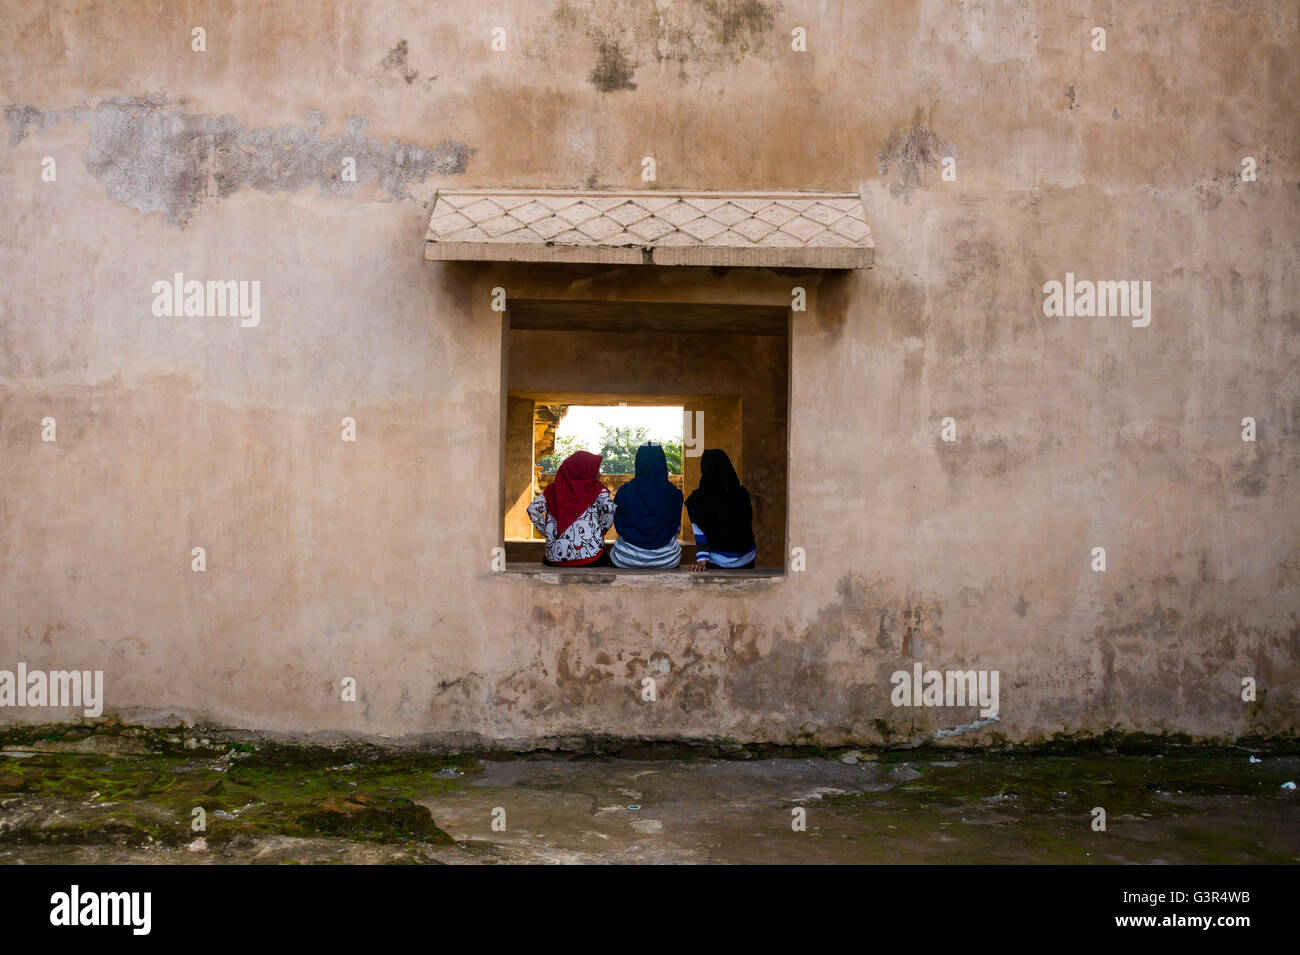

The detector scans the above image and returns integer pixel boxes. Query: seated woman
[527,450,615,566]
[610,443,684,569]
[685,449,756,570]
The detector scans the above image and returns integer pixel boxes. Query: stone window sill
[498,565,785,585]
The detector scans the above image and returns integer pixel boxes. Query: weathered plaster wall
[1,0,1297,746]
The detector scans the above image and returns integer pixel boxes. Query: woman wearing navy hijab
[610,443,684,569]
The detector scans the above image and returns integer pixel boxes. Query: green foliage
[537,434,584,472]
[598,424,649,474]
[662,441,683,474]
[599,425,683,475]
[538,424,683,475]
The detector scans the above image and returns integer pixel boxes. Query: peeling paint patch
[3,96,476,226]
[877,121,952,202]
[935,716,1000,739]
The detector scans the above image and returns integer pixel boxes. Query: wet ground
[1,737,1297,864]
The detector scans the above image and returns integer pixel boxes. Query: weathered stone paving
[2,731,1296,864]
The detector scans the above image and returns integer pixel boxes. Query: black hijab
[685,449,755,555]
[614,444,684,549]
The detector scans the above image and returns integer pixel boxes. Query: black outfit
[684,449,756,567]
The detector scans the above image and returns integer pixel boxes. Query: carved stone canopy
[425,190,874,269]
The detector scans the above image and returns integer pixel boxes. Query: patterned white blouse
[527,489,616,564]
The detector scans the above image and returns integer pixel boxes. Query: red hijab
[543,450,607,536]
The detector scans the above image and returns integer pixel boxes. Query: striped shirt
[610,536,682,569]
[690,523,756,568]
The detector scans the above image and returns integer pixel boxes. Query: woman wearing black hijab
[685,449,756,570]
[610,443,684,569]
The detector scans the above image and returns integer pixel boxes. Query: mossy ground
[0,741,474,854]
[1,723,1296,864]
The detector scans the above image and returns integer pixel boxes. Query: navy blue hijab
[614,444,684,549]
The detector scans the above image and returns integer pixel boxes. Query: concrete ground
[1,735,1296,864]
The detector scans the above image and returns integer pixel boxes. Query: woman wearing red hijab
[526,450,616,566]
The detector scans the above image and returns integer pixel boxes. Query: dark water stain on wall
[3,95,475,226]
[590,40,638,91]
[723,576,947,723]
[937,434,1015,478]
[552,0,780,86]
[381,39,420,84]
[489,574,954,741]
[1092,575,1299,733]
[1230,446,1270,497]
[877,119,952,202]
[702,0,778,53]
